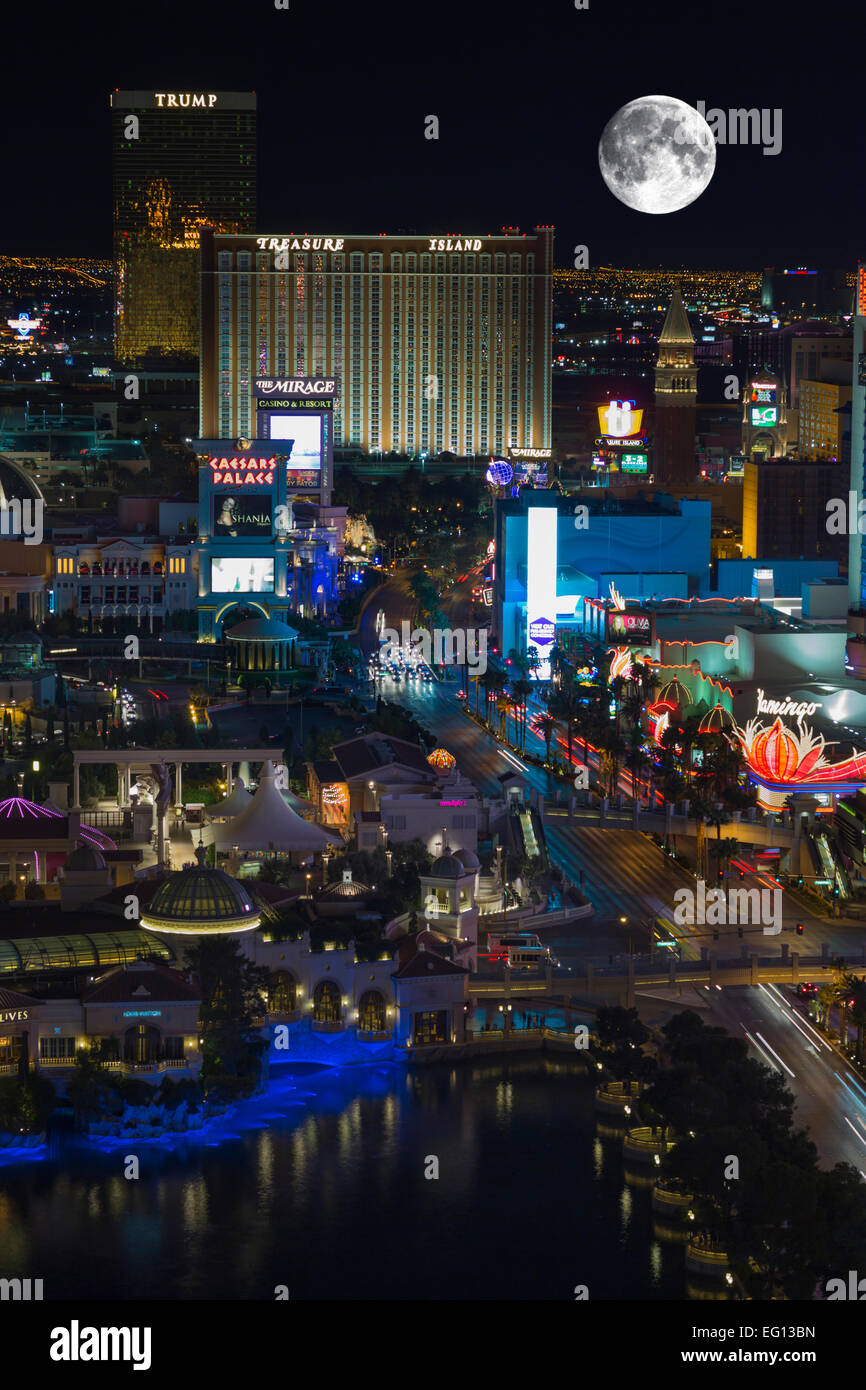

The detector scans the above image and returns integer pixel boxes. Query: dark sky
[5,0,861,269]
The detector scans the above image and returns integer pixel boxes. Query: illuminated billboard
[750,405,778,427]
[211,557,275,593]
[750,383,777,404]
[620,452,648,472]
[509,448,551,488]
[597,401,643,438]
[525,506,558,680]
[268,414,322,470]
[606,609,654,646]
[213,493,272,539]
[255,377,334,490]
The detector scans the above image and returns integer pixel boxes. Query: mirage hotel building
[199,227,553,456]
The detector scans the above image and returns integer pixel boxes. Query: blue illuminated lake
[0,1058,683,1300]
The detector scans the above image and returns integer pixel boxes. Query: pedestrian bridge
[469,953,851,1009]
[544,799,798,850]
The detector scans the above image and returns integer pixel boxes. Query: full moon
[598,95,715,214]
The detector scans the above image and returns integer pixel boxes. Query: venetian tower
[653,284,697,490]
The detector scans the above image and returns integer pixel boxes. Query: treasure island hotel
[111,91,257,365]
[198,228,553,456]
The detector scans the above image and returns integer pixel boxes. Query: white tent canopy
[204,777,254,822]
[200,760,341,854]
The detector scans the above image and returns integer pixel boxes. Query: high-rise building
[111,90,256,366]
[653,285,697,489]
[789,333,852,409]
[798,377,851,461]
[742,458,847,562]
[198,228,554,457]
[848,267,866,613]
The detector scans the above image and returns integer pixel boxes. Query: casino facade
[198,227,553,457]
[192,377,345,640]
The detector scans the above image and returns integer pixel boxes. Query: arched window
[313,979,341,1023]
[358,990,386,1032]
[269,970,297,1013]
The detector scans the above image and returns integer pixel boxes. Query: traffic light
[717,868,724,880]
[713,930,719,941]
[796,923,804,935]
[738,928,744,939]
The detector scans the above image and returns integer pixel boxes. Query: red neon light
[731,716,866,787]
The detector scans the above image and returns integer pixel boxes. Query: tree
[536,713,556,763]
[842,972,866,1062]
[183,937,270,1097]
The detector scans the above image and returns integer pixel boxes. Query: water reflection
[0,1059,682,1301]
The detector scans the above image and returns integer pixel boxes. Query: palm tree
[476,669,491,720]
[548,687,581,765]
[486,668,506,727]
[708,835,741,883]
[602,727,628,798]
[689,794,715,881]
[536,713,556,764]
[704,804,732,871]
[510,677,533,751]
[842,972,866,1061]
[816,983,835,1031]
[624,724,648,805]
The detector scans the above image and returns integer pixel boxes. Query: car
[796,983,818,998]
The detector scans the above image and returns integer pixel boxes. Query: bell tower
[653,284,697,490]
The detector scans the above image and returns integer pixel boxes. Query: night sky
[6,0,860,269]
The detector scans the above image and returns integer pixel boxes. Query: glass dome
[141,867,260,935]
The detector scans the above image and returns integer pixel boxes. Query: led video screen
[267,413,322,469]
[211,557,275,593]
[213,493,272,538]
[750,405,778,426]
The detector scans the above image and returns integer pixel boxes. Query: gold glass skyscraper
[111,90,256,365]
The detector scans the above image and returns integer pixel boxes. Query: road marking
[742,1028,780,1072]
[754,1032,795,1077]
[844,1116,866,1149]
[761,984,832,1051]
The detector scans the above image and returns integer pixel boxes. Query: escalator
[512,805,550,871]
[807,825,852,902]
